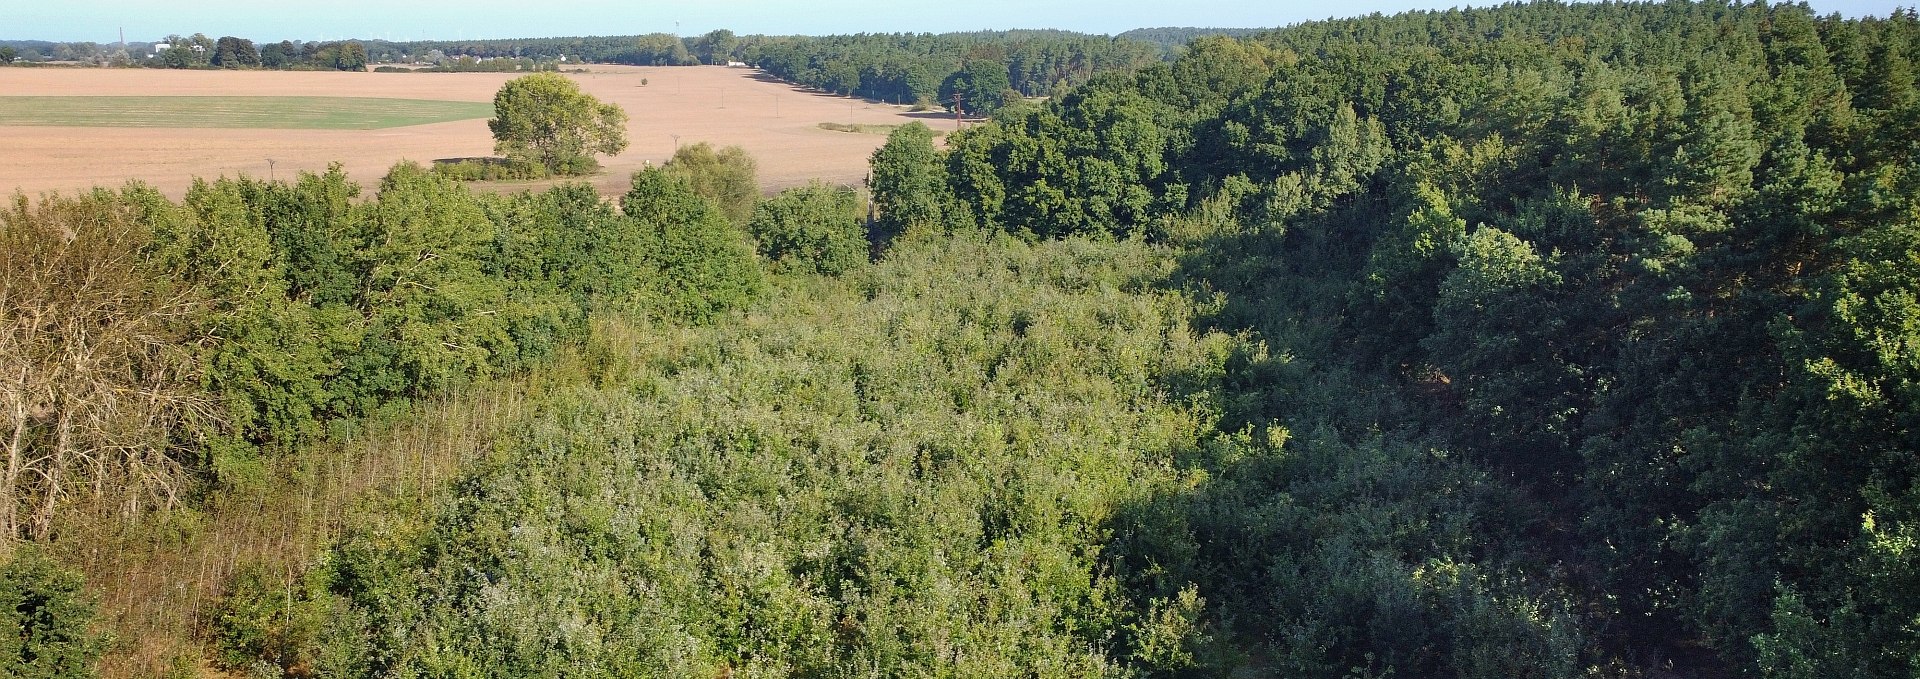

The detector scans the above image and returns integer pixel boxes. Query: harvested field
[0,96,493,129]
[0,65,960,198]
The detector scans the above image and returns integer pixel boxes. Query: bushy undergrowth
[430,157,549,182]
[0,547,103,679]
[209,228,1592,678]
[236,232,1230,676]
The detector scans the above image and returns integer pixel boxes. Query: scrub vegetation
[4,2,1920,678]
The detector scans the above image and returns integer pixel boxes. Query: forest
[741,31,1166,112]
[102,29,1175,114]
[5,1,1920,677]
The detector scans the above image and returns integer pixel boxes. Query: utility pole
[953,93,964,128]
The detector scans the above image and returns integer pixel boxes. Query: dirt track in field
[0,65,958,198]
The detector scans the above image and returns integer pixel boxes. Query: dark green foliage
[29,4,1920,678]
[0,547,102,679]
[692,29,740,65]
[332,42,366,71]
[747,183,867,275]
[622,168,765,322]
[1114,27,1271,53]
[943,85,1179,237]
[888,2,1920,676]
[868,122,952,238]
[211,37,257,68]
[939,53,1015,114]
[260,41,294,69]
[747,30,1161,108]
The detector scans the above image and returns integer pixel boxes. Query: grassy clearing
[0,96,494,129]
[817,121,908,134]
[56,379,537,678]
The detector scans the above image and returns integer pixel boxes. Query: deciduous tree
[488,73,629,176]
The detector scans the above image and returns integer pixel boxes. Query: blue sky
[8,0,1912,43]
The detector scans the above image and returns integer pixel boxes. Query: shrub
[622,168,765,322]
[0,547,104,679]
[430,157,547,182]
[748,183,868,275]
[660,142,759,226]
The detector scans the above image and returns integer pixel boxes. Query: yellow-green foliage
[313,232,1237,677]
[2,161,771,545]
[660,142,761,226]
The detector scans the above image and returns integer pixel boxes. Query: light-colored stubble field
[0,65,958,198]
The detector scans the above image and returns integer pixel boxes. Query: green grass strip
[0,96,495,130]
[817,121,905,134]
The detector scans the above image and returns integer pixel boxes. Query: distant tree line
[66,28,1173,114]
[14,28,1177,114]
[145,32,369,71]
[348,28,1167,114]
[1113,26,1272,53]
[358,29,1166,113]
[0,39,142,66]
[744,31,1163,113]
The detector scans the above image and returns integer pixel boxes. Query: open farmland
[0,96,493,129]
[0,65,958,198]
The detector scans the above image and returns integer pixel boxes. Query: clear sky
[7,0,1911,43]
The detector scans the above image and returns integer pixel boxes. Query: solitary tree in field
[489,73,629,176]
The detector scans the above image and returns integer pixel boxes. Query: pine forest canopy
[4,2,1920,679]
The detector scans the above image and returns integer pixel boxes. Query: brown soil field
[0,65,959,198]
